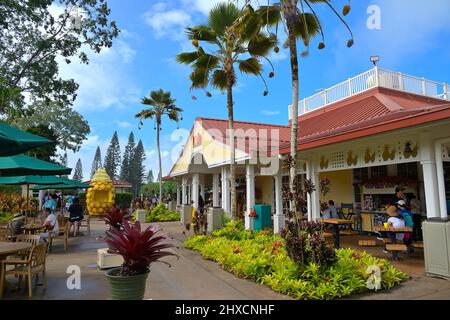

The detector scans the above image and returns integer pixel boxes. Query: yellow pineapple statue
[86,168,115,216]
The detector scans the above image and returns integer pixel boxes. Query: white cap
[397,200,406,206]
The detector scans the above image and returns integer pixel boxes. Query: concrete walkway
[2,221,449,300]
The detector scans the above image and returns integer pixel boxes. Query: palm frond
[238,58,262,76]
[211,69,227,91]
[189,68,210,89]
[176,51,201,65]
[208,2,241,36]
[186,26,217,42]
[248,33,277,57]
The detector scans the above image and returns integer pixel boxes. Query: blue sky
[61,0,450,180]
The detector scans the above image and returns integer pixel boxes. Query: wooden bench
[323,232,333,238]
[386,244,407,252]
[341,230,359,236]
[382,238,392,244]
[358,240,376,247]
[411,241,424,249]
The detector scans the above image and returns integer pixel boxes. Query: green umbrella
[0,175,66,185]
[0,154,72,177]
[31,182,91,190]
[0,122,52,156]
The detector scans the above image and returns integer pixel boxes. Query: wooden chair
[0,243,48,298]
[78,214,91,234]
[48,222,70,253]
[0,226,12,242]
[9,235,41,260]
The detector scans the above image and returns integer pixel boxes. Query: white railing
[288,67,450,118]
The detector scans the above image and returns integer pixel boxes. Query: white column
[310,164,321,221]
[221,167,230,213]
[212,173,220,208]
[245,164,255,230]
[273,172,285,234]
[420,133,441,218]
[435,140,449,218]
[200,175,205,201]
[181,177,188,205]
[306,161,312,221]
[192,174,200,209]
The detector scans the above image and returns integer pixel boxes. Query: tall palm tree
[177,2,276,220]
[135,89,182,203]
[241,0,353,218]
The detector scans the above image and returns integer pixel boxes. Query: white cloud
[261,110,280,116]
[143,3,192,40]
[116,121,132,129]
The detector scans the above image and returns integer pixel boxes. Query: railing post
[374,66,380,87]
[348,78,353,96]
[398,72,404,90]
[303,99,307,113]
[422,77,427,96]
[444,83,448,100]
[323,90,328,106]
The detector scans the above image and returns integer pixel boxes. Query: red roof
[279,87,450,153]
[196,117,291,156]
[84,179,131,187]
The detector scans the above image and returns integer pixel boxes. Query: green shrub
[184,221,408,300]
[0,212,13,223]
[145,203,180,222]
[115,192,133,209]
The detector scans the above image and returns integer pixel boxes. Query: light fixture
[370,55,380,66]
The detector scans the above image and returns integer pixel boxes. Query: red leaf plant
[99,220,179,276]
[101,207,132,231]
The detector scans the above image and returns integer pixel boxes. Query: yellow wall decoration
[86,168,115,216]
[347,151,358,166]
[320,156,329,169]
[382,145,396,161]
[364,148,375,163]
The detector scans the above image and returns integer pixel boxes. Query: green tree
[60,152,69,178]
[177,2,276,219]
[104,131,121,179]
[25,125,58,162]
[11,101,90,153]
[147,169,154,183]
[135,89,182,203]
[120,132,135,183]
[140,181,177,200]
[130,140,146,196]
[243,0,353,216]
[0,0,119,113]
[73,158,83,181]
[90,146,102,179]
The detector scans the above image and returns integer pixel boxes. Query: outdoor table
[322,219,353,249]
[21,224,45,235]
[374,226,413,260]
[0,242,32,293]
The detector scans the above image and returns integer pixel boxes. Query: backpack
[400,209,414,228]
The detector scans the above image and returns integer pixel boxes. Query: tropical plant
[237,0,353,215]
[135,89,182,204]
[100,220,178,276]
[101,207,132,231]
[176,2,276,220]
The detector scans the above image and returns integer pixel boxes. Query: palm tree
[176,2,276,220]
[135,89,182,203]
[241,0,353,218]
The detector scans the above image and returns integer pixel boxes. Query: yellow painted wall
[319,170,353,205]
[255,176,273,206]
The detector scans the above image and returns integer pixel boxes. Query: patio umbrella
[0,154,72,177]
[0,122,52,156]
[31,182,91,190]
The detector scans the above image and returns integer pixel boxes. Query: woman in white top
[39,207,59,243]
[386,205,405,241]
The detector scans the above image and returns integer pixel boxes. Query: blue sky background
[60,0,450,180]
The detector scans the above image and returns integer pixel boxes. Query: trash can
[253,204,272,231]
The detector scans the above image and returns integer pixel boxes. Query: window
[353,168,369,203]
[397,162,418,178]
[370,165,387,177]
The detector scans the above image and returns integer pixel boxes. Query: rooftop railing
[288,67,450,119]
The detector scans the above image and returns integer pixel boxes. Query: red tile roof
[279,87,450,153]
[84,179,131,187]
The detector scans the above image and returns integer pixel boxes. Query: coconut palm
[238,0,353,217]
[176,2,276,220]
[135,89,182,203]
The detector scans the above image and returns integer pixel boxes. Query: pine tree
[90,146,102,179]
[73,158,83,181]
[120,131,135,183]
[147,169,154,183]
[130,140,146,196]
[60,152,68,178]
[104,131,121,179]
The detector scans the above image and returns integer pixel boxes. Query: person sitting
[68,197,84,236]
[396,200,414,249]
[322,200,339,219]
[39,207,59,243]
[10,212,26,237]
[383,205,405,253]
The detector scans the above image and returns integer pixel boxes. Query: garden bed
[184,221,408,300]
[132,204,180,223]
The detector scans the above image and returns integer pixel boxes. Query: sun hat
[397,200,407,207]
[386,205,399,217]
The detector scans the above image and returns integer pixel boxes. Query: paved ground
[2,221,449,300]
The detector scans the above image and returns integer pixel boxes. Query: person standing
[44,193,58,215]
[68,197,84,236]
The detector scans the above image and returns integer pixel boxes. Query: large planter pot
[105,267,149,300]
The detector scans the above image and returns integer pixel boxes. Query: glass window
[397,162,418,178]
[370,165,387,177]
